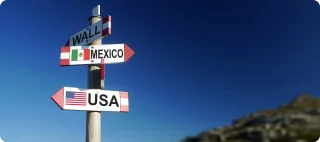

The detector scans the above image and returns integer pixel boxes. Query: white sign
[65,15,111,46]
[60,44,135,66]
[51,87,129,112]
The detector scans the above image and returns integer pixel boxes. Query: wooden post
[86,5,102,142]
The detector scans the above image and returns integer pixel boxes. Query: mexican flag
[71,49,90,61]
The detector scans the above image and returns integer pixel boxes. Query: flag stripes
[120,92,129,112]
[102,16,111,37]
[60,46,70,66]
[71,49,90,61]
[65,91,87,106]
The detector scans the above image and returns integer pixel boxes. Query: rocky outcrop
[181,94,320,142]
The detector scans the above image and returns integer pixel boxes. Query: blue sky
[1,0,320,142]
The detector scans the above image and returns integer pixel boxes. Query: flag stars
[66,91,74,98]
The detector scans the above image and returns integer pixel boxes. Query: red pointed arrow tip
[124,44,135,62]
[51,88,64,110]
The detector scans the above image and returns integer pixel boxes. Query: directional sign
[51,87,129,112]
[60,43,135,66]
[65,16,111,46]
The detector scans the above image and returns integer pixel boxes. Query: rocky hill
[182,94,320,142]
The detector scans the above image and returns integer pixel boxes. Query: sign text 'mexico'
[91,49,124,59]
[70,48,124,61]
[60,43,134,66]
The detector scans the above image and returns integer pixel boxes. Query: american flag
[65,91,87,106]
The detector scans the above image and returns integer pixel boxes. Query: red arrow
[51,88,64,110]
[124,44,135,62]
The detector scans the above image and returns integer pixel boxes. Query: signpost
[51,5,134,142]
[60,44,135,66]
[51,87,129,112]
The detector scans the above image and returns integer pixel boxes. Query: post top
[92,5,100,16]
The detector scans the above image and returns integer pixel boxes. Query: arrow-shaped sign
[60,43,135,66]
[65,15,111,46]
[51,87,129,112]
